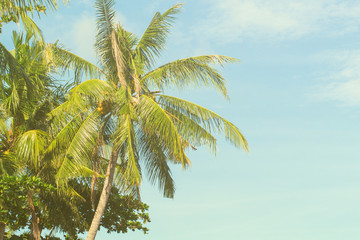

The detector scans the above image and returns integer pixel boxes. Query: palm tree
[48,1,248,239]
[0,31,102,240]
[0,0,61,37]
[0,30,101,169]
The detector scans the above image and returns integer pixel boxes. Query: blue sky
[3,0,360,239]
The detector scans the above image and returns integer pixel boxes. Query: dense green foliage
[0,175,54,232]
[0,1,150,239]
[51,0,248,199]
[0,0,59,34]
[0,176,149,239]
[0,0,247,239]
[73,181,150,235]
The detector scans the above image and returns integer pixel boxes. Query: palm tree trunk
[91,138,101,210]
[28,190,41,240]
[0,222,5,240]
[91,156,98,210]
[86,150,119,240]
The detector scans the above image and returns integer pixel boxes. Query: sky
[2,0,360,239]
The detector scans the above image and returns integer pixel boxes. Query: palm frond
[135,4,183,68]
[95,0,116,65]
[0,151,17,176]
[2,82,20,115]
[142,55,238,98]
[45,114,83,158]
[114,25,142,94]
[113,114,141,185]
[0,0,58,15]
[165,106,218,154]
[0,108,7,136]
[20,13,44,42]
[137,128,175,198]
[0,42,34,99]
[112,161,139,198]
[55,110,101,187]
[45,43,104,84]
[0,0,58,32]
[158,95,249,151]
[15,130,49,170]
[115,24,139,50]
[137,95,190,168]
[66,79,115,110]
[47,101,77,127]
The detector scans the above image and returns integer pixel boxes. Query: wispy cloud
[70,13,96,60]
[313,50,360,106]
[195,0,360,42]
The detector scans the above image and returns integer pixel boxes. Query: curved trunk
[90,169,97,210]
[86,150,119,240]
[91,156,98,210]
[28,190,41,240]
[0,222,5,240]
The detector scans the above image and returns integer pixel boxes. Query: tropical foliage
[40,1,248,239]
[0,175,54,237]
[0,0,248,239]
[0,30,101,175]
[0,0,60,36]
[0,13,147,240]
[0,176,149,239]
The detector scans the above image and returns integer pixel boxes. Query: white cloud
[314,51,360,106]
[195,0,360,42]
[323,80,360,105]
[70,14,97,60]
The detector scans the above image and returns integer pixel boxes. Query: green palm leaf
[45,43,104,84]
[0,42,34,98]
[137,128,175,198]
[113,113,142,185]
[0,0,58,15]
[158,95,249,151]
[137,95,190,168]
[45,114,83,158]
[3,82,20,115]
[69,79,115,99]
[165,106,217,153]
[16,130,49,170]
[136,3,183,68]
[20,13,44,41]
[142,55,238,98]
[55,110,101,186]
[0,108,7,136]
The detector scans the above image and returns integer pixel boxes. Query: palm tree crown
[47,1,248,239]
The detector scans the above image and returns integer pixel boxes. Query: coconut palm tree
[0,30,102,239]
[47,1,248,239]
[0,0,61,37]
[0,30,101,167]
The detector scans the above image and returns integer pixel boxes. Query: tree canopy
[0,0,247,239]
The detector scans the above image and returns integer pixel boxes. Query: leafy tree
[47,1,248,239]
[0,176,149,240]
[66,181,150,238]
[0,30,101,174]
[0,175,54,240]
[0,30,101,239]
[0,0,61,36]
